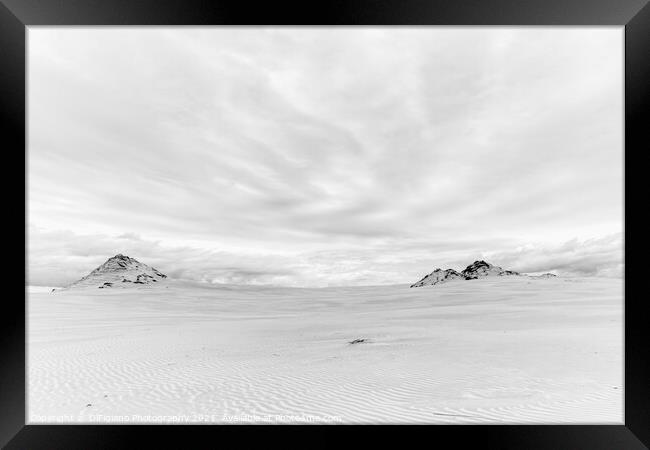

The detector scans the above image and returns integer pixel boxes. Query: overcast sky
[27,27,623,287]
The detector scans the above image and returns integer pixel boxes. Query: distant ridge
[410,260,521,288]
[531,273,557,279]
[66,254,167,289]
[410,268,464,288]
[461,260,519,279]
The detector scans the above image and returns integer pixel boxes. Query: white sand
[27,277,623,424]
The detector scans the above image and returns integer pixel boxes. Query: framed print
[2,0,648,448]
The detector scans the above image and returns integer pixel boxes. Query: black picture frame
[2,0,647,448]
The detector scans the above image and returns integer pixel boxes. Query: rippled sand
[27,277,623,424]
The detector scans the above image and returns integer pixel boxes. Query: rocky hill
[411,260,521,287]
[410,269,464,287]
[65,254,167,289]
[461,260,520,279]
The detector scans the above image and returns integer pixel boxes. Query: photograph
[26,26,623,424]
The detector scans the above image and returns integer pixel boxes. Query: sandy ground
[27,277,623,424]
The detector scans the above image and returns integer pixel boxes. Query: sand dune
[27,277,623,424]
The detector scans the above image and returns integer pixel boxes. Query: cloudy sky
[27,27,623,287]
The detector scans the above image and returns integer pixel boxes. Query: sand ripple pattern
[28,278,623,424]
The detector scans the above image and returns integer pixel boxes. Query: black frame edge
[0,0,26,448]
[3,425,650,449]
[2,0,648,448]
[1,0,649,25]
[624,0,650,447]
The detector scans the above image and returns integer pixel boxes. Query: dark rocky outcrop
[66,254,167,289]
[500,270,520,276]
[461,260,519,279]
[410,268,464,287]
[411,260,522,288]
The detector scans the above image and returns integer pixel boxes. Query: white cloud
[27,27,623,286]
[481,233,624,277]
